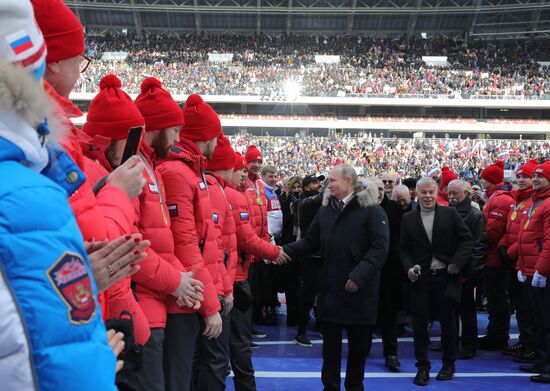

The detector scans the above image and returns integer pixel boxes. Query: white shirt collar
[340,192,355,206]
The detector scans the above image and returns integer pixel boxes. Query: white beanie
[0,0,47,79]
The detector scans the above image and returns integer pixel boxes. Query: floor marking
[229,371,532,378]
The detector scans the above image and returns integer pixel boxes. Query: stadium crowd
[2,1,550,391]
[74,33,550,98]
[228,134,550,179]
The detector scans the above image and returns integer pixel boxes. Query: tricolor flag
[497,151,510,159]
[7,30,34,55]
[457,146,469,155]
[428,168,441,177]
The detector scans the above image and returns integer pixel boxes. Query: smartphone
[121,126,144,164]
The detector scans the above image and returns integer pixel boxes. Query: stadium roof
[66,0,550,40]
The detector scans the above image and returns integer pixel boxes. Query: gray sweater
[420,205,447,270]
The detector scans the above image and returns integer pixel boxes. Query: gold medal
[257,196,263,206]
[511,211,517,221]
[524,220,530,229]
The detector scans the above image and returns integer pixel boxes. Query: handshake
[273,246,292,265]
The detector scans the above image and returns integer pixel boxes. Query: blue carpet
[226,305,546,390]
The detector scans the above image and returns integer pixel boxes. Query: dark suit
[399,205,473,369]
[285,191,389,391]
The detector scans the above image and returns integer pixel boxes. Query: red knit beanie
[134,77,184,132]
[515,159,538,178]
[245,145,263,164]
[180,94,222,142]
[31,0,85,63]
[439,166,458,190]
[481,160,505,185]
[82,74,144,141]
[207,135,236,171]
[533,161,550,182]
[234,152,246,171]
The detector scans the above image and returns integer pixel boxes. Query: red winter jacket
[482,183,514,268]
[498,188,533,261]
[206,173,236,297]
[244,173,269,243]
[131,143,184,328]
[225,184,280,282]
[156,139,221,317]
[514,186,550,277]
[437,193,449,206]
[78,132,151,344]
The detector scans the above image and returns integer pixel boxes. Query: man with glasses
[382,172,398,199]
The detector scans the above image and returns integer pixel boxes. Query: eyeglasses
[382,180,394,184]
[80,53,92,73]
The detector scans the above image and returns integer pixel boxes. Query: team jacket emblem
[47,252,96,324]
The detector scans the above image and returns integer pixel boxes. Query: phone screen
[121,126,144,164]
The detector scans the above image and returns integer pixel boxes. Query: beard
[151,130,173,159]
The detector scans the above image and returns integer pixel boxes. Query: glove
[532,271,547,288]
[517,270,527,283]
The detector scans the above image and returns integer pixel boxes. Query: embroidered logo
[168,204,178,217]
[199,181,206,190]
[240,212,249,221]
[148,183,159,193]
[46,252,96,325]
[213,213,219,224]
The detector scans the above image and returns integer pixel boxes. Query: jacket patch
[240,212,249,221]
[148,183,159,193]
[199,181,206,190]
[490,211,504,218]
[46,252,96,325]
[213,213,219,224]
[168,204,178,217]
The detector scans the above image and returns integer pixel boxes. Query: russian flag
[457,146,469,154]
[497,151,510,159]
[428,168,441,177]
[7,30,34,55]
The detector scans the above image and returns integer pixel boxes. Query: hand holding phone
[121,126,144,165]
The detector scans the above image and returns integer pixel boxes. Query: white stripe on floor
[254,333,520,346]
[243,371,532,378]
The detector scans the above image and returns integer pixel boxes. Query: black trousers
[193,310,230,391]
[411,274,458,368]
[249,260,276,322]
[297,257,321,335]
[508,266,536,348]
[527,279,550,371]
[163,313,201,391]
[485,266,510,341]
[229,282,256,391]
[278,260,300,325]
[459,278,478,352]
[136,328,164,391]
[322,322,373,391]
[378,309,398,358]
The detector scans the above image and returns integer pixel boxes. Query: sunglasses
[382,180,394,184]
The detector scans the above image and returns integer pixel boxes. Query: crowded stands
[75,33,550,98]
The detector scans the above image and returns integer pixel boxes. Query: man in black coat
[294,174,325,347]
[284,165,389,391]
[366,177,405,371]
[448,179,487,359]
[399,177,473,386]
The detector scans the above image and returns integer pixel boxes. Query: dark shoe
[479,336,508,351]
[503,342,525,356]
[294,334,313,348]
[531,372,550,383]
[430,343,442,352]
[513,349,538,364]
[413,368,430,386]
[459,349,476,360]
[385,355,401,372]
[436,365,455,381]
[250,342,260,349]
[251,329,266,339]
[520,364,545,374]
